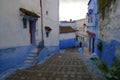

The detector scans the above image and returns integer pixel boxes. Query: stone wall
[98,0,120,65]
[98,0,120,42]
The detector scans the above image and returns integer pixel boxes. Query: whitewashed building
[59,26,76,49]
[0,0,41,74]
[76,18,89,47]
[0,0,42,49]
[38,0,59,63]
[0,0,59,75]
[60,20,77,30]
[42,0,59,47]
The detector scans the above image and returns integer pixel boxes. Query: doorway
[92,38,95,53]
[29,20,36,46]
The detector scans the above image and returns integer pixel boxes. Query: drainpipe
[40,0,44,48]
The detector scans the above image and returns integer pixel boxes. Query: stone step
[24,59,37,64]
[24,57,36,63]
[21,48,40,67]
[27,56,38,60]
[28,53,38,57]
[24,60,34,63]
[31,48,38,53]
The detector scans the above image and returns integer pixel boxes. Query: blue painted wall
[59,38,76,49]
[0,45,32,74]
[98,40,120,67]
[38,46,59,63]
[87,0,98,54]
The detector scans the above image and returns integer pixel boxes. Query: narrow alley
[6,48,99,80]
[1,0,120,80]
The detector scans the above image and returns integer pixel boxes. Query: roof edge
[20,8,40,18]
[88,0,92,5]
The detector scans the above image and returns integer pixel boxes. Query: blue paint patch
[102,41,115,67]
[78,48,83,54]
[0,45,32,74]
[38,46,59,64]
[59,38,76,49]
[98,40,120,67]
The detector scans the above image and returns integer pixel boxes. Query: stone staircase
[25,49,38,64]
[19,48,39,69]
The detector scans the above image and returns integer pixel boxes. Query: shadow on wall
[38,46,59,64]
[97,40,120,68]
[0,45,32,75]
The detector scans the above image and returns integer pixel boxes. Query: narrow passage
[6,48,96,80]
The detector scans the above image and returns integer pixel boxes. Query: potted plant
[97,40,103,58]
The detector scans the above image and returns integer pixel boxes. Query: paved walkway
[83,47,90,57]
[6,48,101,80]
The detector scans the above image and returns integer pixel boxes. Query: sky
[59,0,89,21]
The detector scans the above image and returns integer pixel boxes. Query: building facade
[0,0,42,75]
[76,18,88,47]
[0,0,59,75]
[98,0,120,67]
[87,0,98,54]
[60,20,77,30]
[59,26,76,49]
[0,0,42,49]
[38,0,59,63]
[42,0,59,47]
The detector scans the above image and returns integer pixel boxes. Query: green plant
[97,41,103,52]
[92,57,120,80]
[104,61,120,80]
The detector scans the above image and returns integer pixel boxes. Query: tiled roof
[60,26,76,33]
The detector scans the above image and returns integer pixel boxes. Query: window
[23,18,27,29]
[45,26,52,37]
[46,11,48,15]
[88,16,93,23]
[91,17,93,22]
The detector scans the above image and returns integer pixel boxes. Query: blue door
[29,20,36,46]
[92,38,95,53]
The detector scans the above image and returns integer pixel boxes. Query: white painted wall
[42,0,59,46]
[60,33,75,40]
[76,18,88,42]
[0,0,41,49]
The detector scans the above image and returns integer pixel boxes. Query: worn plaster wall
[0,0,41,75]
[98,0,120,66]
[98,0,120,42]
[42,0,59,47]
[0,0,41,49]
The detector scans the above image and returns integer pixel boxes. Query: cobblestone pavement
[83,47,90,57]
[6,48,99,80]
